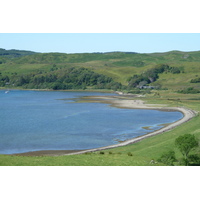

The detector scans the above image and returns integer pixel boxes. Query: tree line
[0,48,36,59]
[127,64,182,89]
[0,64,185,92]
[1,67,122,90]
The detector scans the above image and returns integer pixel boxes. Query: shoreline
[13,96,197,157]
[0,88,114,93]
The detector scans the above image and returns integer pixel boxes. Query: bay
[0,90,183,154]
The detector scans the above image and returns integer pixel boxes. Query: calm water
[0,90,183,154]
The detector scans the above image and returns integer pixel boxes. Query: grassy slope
[1,50,200,88]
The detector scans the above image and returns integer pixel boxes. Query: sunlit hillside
[1,50,200,90]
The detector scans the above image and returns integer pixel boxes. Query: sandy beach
[15,95,197,157]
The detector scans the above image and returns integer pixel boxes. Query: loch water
[0,90,183,154]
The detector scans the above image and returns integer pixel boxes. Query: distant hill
[3,50,200,65]
[0,48,38,59]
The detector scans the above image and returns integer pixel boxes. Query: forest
[0,67,122,90]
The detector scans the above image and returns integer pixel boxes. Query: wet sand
[14,96,197,157]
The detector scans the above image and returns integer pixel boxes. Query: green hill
[1,49,200,91]
[0,48,37,59]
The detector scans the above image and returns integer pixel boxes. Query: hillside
[0,48,37,60]
[1,49,200,91]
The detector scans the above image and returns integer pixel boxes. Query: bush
[99,151,105,155]
[170,67,181,74]
[188,154,200,166]
[178,87,200,94]
[84,152,92,155]
[158,150,176,166]
[127,152,133,156]
[190,77,200,83]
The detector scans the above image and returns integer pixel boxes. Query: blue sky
[0,33,200,54]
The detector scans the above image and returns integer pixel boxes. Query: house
[137,85,157,89]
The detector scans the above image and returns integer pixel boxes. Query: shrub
[178,87,200,94]
[84,152,92,155]
[190,77,200,83]
[127,152,133,156]
[188,154,200,166]
[170,67,181,74]
[158,150,176,166]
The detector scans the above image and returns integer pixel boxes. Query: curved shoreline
[14,97,197,157]
[62,105,197,156]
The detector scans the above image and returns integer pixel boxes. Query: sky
[0,33,200,54]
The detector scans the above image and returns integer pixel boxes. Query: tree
[159,150,176,166]
[175,134,199,165]
[170,67,181,74]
